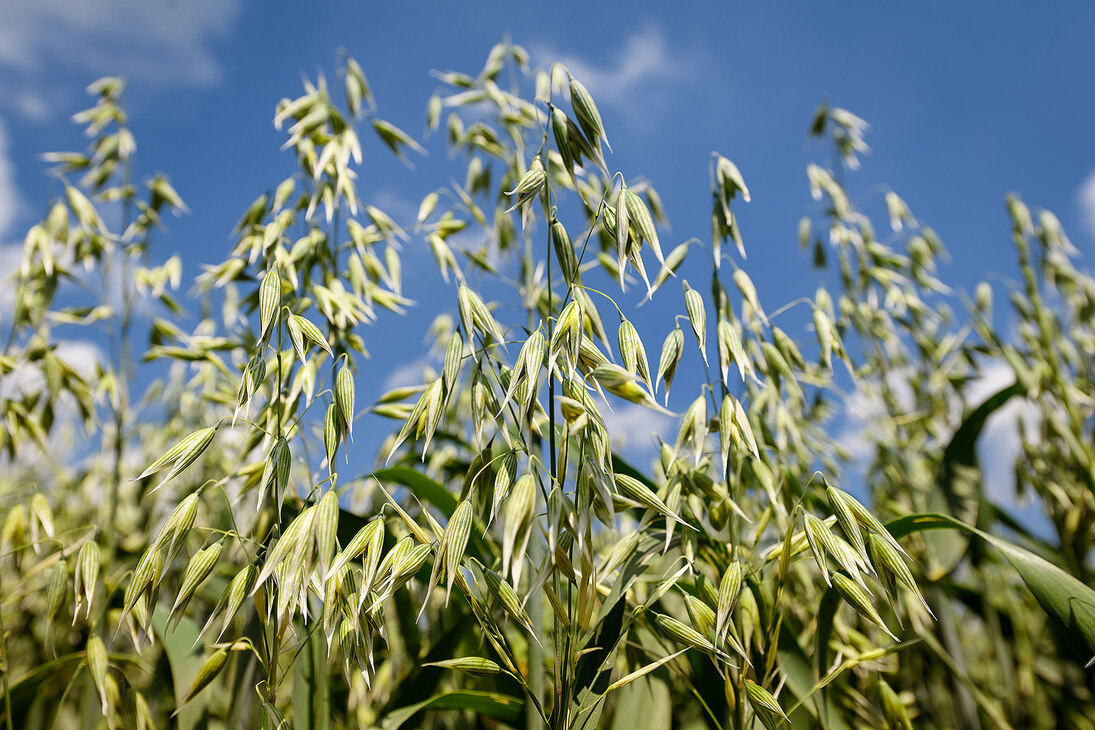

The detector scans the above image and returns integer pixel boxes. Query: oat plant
[1,42,1094,730]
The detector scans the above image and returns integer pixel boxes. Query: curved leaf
[813,587,841,725]
[151,603,207,730]
[887,512,1095,658]
[926,381,1021,577]
[380,690,523,730]
[939,381,1021,518]
[371,466,458,516]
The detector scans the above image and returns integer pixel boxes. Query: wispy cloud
[1079,166,1095,237]
[0,120,19,237]
[0,340,104,466]
[0,0,245,301]
[838,359,1039,508]
[370,190,420,229]
[837,367,915,469]
[0,0,244,119]
[0,339,103,399]
[0,118,25,313]
[601,401,675,457]
[535,23,700,116]
[0,243,23,313]
[964,359,1039,504]
[381,354,437,392]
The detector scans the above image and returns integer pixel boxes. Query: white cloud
[370,190,420,228]
[836,367,915,469]
[0,119,18,237]
[13,92,51,122]
[0,243,25,313]
[536,23,699,112]
[0,117,26,314]
[380,354,437,392]
[0,339,103,399]
[0,340,104,471]
[55,340,103,380]
[1079,166,1095,237]
[601,401,675,455]
[838,359,1039,507]
[836,407,875,468]
[965,359,1039,504]
[0,0,243,118]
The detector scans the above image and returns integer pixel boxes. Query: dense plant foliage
[1,43,1093,729]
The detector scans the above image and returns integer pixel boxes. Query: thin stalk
[539,111,575,730]
[523,202,546,730]
[276,319,285,506]
[105,151,135,569]
[328,202,344,437]
[75,144,136,729]
[50,663,85,729]
[527,528,546,730]
[543,149,558,492]
[263,316,286,710]
[0,573,13,730]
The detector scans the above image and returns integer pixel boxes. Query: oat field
[1,44,1093,729]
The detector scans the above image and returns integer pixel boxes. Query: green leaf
[293,628,330,730]
[0,654,83,726]
[370,466,458,516]
[380,690,523,730]
[887,512,1095,658]
[0,652,143,727]
[940,382,1020,517]
[151,603,208,730]
[775,619,851,730]
[376,614,473,719]
[926,380,1022,577]
[570,593,628,730]
[981,536,1095,659]
[608,673,673,730]
[813,587,840,705]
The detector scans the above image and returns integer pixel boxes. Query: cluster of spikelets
[12,42,1062,730]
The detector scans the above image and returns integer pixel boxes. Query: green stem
[574,285,624,321]
[542,125,558,494]
[0,572,13,730]
[264,316,287,710]
[523,185,546,730]
[105,150,135,570]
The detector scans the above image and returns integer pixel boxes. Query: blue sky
[1,2,1093,502]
